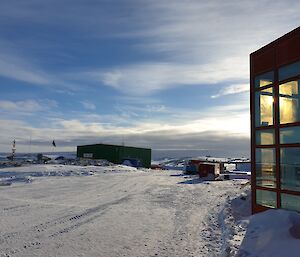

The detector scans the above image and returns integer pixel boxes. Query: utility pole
[9,139,16,161]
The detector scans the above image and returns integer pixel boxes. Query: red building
[251,27,300,213]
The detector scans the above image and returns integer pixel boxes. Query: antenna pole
[12,140,16,161]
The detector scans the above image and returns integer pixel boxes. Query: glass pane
[255,88,274,127]
[256,129,275,145]
[280,126,300,144]
[279,61,300,81]
[256,189,276,208]
[256,148,276,188]
[279,80,300,124]
[281,193,300,212]
[281,147,300,191]
[255,71,274,88]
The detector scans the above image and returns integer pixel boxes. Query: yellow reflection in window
[260,79,273,87]
[264,87,273,93]
[256,148,276,188]
[261,148,275,163]
[280,81,299,124]
[260,89,274,126]
[260,131,274,145]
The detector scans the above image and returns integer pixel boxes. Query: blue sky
[0,0,299,157]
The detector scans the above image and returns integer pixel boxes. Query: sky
[0,0,299,158]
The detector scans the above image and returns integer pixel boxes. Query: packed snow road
[0,166,246,257]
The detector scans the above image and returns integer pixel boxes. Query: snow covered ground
[235,209,300,257]
[0,164,299,257]
[0,164,249,257]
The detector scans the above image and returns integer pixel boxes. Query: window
[256,189,276,208]
[255,88,274,127]
[256,129,275,145]
[279,80,300,124]
[256,148,276,188]
[280,126,300,144]
[251,29,300,213]
[279,60,300,81]
[255,71,274,88]
[281,147,300,192]
[281,193,300,212]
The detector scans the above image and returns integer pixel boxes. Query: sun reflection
[266,95,274,105]
[259,89,274,126]
[280,80,299,124]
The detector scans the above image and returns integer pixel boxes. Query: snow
[233,209,300,257]
[220,188,300,257]
[0,163,300,256]
[0,164,138,186]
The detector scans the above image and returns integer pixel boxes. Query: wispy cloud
[1,0,299,94]
[1,0,298,157]
[0,99,57,114]
[130,1,300,57]
[86,0,298,97]
[0,39,83,90]
[0,101,250,155]
[81,100,96,111]
[0,100,41,112]
[211,84,249,98]
[85,58,248,96]
[0,118,250,157]
[0,51,50,85]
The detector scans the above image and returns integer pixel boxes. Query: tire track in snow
[144,182,241,257]
[0,196,130,257]
[144,185,209,256]
[49,196,130,237]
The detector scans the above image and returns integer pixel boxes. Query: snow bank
[220,188,300,257]
[237,209,300,257]
[218,187,251,255]
[0,164,139,186]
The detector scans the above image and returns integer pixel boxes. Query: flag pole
[52,140,56,156]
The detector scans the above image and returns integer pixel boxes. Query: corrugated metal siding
[77,144,119,163]
[77,144,151,168]
[119,146,151,168]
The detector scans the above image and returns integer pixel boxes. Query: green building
[77,143,151,168]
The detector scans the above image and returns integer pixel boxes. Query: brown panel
[252,48,275,75]
[253,204,272,214]
[277,33,300,67]
[281,190,300,196]
[250,54,256,214]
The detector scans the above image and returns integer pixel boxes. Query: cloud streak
[1,0,298,157]
[211,84,249,98]
[1,0,299,93]
[0,51,50,85]
[0,101,250,157]
[0,117,250,158]
[1,0,299,95]
[81,101,96,111]
[85,58,248,96]
[0,99,58,115]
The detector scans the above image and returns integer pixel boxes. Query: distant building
[77,143,151,168]
[185,159,223,179]
[232,161,251,172]
[251,27,300,213]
